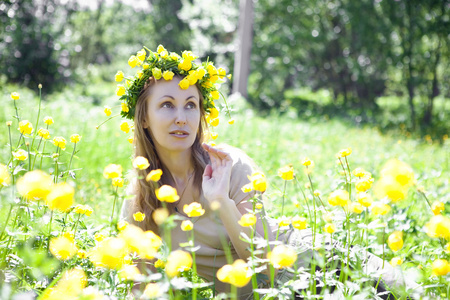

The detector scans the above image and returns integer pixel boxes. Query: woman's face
[143,77,201,154]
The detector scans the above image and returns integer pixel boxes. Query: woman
[119,46,417,299]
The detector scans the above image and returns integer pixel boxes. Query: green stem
[0,204,14,240]
[32,137,43,170]
[47,210,54,251]
[8,126,13,160]
[110,186,119,234]
[281,180,287,216]
[16,133,23,149]
[190,230,197,300]
[67,143,77,178]
[39,142,46,170]
[27,143,31,171]
[250,226,260,300]
[31,86,43,150]
[13,99,20,122]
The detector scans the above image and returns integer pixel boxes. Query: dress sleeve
[227,148,259,206]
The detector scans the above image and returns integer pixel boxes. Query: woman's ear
[142,118,148,129]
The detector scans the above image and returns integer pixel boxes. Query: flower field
[0,85,449,300]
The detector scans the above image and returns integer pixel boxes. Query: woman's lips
[170,130,189,137]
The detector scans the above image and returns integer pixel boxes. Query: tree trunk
[423,39,442,127]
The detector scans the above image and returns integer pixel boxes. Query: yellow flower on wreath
[162,70,174,81]
[217,259,251,288]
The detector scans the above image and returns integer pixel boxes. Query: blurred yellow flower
[115,71,124,82]
[152,207,169,225]
[103,164,122,179]
[241,183,253,193]
[336,147,352,158]
[217,259,251,288]
[183,202,205,217]
[380,159,414,187]
[248,171,267,193]
[104,106,112,116]
[313,190,321,197]
[371,202,391,216]
[0,164,11,187]
[165,250,192,277]
[387,231,404,252]
[292,216,307,230]
[355,176,374,192]
[11,92,20,100]
[278,164,294,181]
[350,202,364,214]
[50,236,78,261]
[238,213,257,227]
[6,121,12,126]
[328,190,350,207]
[357,192,373,207]
[136,49,146,61]
[178,60,192,72]
[120,121,130,133]
[301,157,312,166]
[154,259,165,269]
[112,177,124,187]
[162,70,174,81]
[89,237,128,269]
[117,220,129,231]
[18,120,33,135]
[390,257,403,267]
[45,182,75,212]
[152,67,162,80]
[255,203,263,210]
[210,117,219,127]
[324,223,336,234]
[94,232,105,242]
[155,185,180,203]
[146,169,162,182]
[133,212,146,222]
[425,215,450,240]
[13,149,28,161]
[211,90,220,100]
[432,259,450,276]
[73,204,86,214]
[43,116,54,125]
[128,55,138,68]
[43,268,87,299]
[267,244,297,269]
[143,283,162,298]
[17,170,53,200]
[118,265,141,281]
[181,220,194,231]
[38,128,50,139]
[77,249,87,259]
[278,216,291,227]
[84,205,93,216]
[70,134,81,143]
[127,136,133,144]
[322,212,333,222]
[133,156,150,170]
[121,102,129,113]
[116,85,126,96]
[431,201,445,215]
[374,176,408,203]
[52,136,66,150]
[353,167,371,178]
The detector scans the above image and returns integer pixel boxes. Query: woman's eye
[186,102,197,109]
[162,102,173,108]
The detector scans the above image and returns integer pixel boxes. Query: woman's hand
[201,143,233,205]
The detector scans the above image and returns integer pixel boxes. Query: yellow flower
[182,50,196,61]
[210,90,220,100]
[210,117,219,127]
[89,237,128,269]
[104,106,112,116]
[133,156,150,170]
[0,164,11,187]
[112,177,124,187]
[380,159,414,187]
[278,164,294,181]
[103,164,122,179]
[353,167,370,177]
[217,259,251,288]
[255,203,263,210]
[45,182,75,212]
[162,70,174,81]
[374,175,408,203]
[432,259,450,276]
[425,215,450,240]
[336,147,352,158]
[228,119,235,125]
[94,232,106,242]
[6,121,12,126]
[52,136,66,150]
[355,176,374,192]
[357,192,373,207]
[322,212,333,222]
[115,71,124,82]
[181,220,194,231]
[117,220,129,231]
[267,244,297,269]
[128,55,138,68]
[43,116,54,125]
[77,249,87,259]
[278,216,291,227]
[154,259,165,269]
[431,201,445,215]
[70,134,81,143]
[390,257,403,267]
[178,59,192,72]
[127,136,133,144]
[328,190,350,207]
[121,102,129,113]
[146,169,163,182]
[152,67,162,80]
[157,44,166,54]
[116,85,126,96]
[120,121,130,133]
[142,63,150,70]
[238,213,257,227]
[324,223,336,234]
[313,190,321,197]
[350,202,364,214]
[371,202,392,216]
[84,205,93,216]
[152,207,169,225]
[50,236,78,261]
[292,216,307,230]
[38,128,50,139]
[143,283,162,298]
[155,185,180,203]
[241,183,253,193]
[196,68,206,79]
[210,132,218,140]
[209,107,219,119]
[178,77,190,90]
[17,170,53,200]
[301,157,312,166]
[18,120,33,135]
[165,250,192,277]
[133,212,146,222]
[248,171,267,193]
[74,204,86,214]
[11,92,20,100]
[218,67,226,77]
[387,231,403,252]
[183,202,205,217]
[12,149,28,161]
[118,265,141,281]
[43,268,87,299]
[136,49,146,61]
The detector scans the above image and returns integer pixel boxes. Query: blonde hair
[130,77,209,233]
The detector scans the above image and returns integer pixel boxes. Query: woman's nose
[175,108,187,126]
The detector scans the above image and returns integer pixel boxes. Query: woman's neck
[157,148,194,181]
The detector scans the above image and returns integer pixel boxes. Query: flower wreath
[114,45,230,125]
